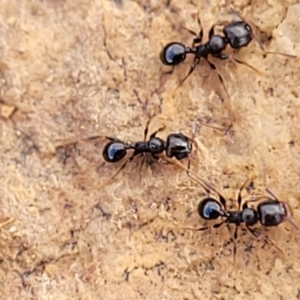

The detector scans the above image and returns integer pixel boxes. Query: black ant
[160,4,296,92]
[179,159,299,262]
[55,119,198,185]
[101,119,230,183]
[101,119,197,179]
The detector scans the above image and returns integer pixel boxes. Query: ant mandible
[180,160,298,263]
[160,4,296,92]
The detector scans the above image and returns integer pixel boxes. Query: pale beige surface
[0,0,300,299]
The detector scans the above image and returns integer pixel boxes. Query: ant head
[198,198,223,220]
[165,133,192,160]
[102,141,127,163]
[223,21,252,49]
[160,42,187,66]
[257,200,287,227]
[242,207,258,226]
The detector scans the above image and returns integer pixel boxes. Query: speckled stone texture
[0,0,299,299]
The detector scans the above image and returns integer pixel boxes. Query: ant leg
[233,224,241,264]
[150,124,166,139]
[181,9,204,47]
[263,237,284,254]
[172,57,200,94]
[143,119,152,142]
[186,122,200,173]
[205,58,230,102]
[100,153,136,188]
[198,120,230,135]
[204,57,238,125]
[194,11,204,47]
[213,219,227,229]
[139,123,166,177]
[140,118,155,172]
[232,57,263,75]
[182,226,209,231]
[195,10,204,42]
[236,176,250,211]
[140,123,166,172]
[181,26,202,47]
[213,51,263,75]
[54,135,117,149]
[215,220,238,264]
[203,181,227,211]
[246,226,284,254]
[246,225,259,238]
[208,21,229,39]
[159,155,211,194]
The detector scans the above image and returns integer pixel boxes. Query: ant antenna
[99,153,136,189]
[160,155,211,194]
[230,56,264,75]
[181,225,209,231]
[202,180,228,211]
[229,175,251,263]
[172,8,204,95]
[197,120,231,134]
[227,2,265,51]
[186,121,200,173]
[172,56,200,96]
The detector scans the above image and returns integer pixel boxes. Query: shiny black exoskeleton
[199,197,258,227]
[257,199,294,227]
[223,21,252,49]
[98,122,195,182]
[197,179,259,235]
[166,133,192,160]
[192,176,299,259]
[103,136,165,163]
[103,132,192,163]
[160,16,255,89]
[197,182,298,231]
[160,18,253,67]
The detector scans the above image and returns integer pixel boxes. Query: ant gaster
[160,5,296,92]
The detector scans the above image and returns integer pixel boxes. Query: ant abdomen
[160,42,187,66]
[198,198,223,220]
[102,141,127,163]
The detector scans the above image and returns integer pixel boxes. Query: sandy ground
[0,0,300,299]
